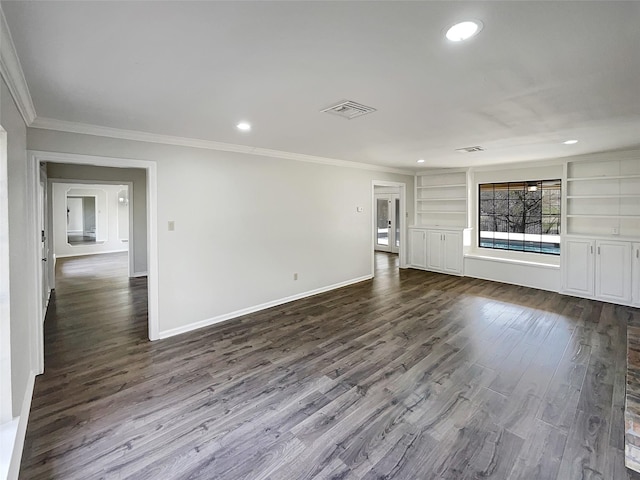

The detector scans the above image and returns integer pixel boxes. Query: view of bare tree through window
[479,180,561,254]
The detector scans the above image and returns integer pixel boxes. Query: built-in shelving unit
[565,156,640,238]
[415,170,468,228]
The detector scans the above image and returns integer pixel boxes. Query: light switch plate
[168,221,175,231]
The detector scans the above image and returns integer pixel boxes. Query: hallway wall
[27,128,414,338]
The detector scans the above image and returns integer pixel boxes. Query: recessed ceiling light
[446,21,483,42]
[417,159,425,163]
[563,139,578,145]
[236,122,251,131]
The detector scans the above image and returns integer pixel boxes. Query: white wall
[52,183,128,258]
[46,163,146,275]
[27,128,414,337]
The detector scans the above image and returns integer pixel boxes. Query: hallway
[19,252,638,479]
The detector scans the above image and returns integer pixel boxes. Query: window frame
[477,179,562,256]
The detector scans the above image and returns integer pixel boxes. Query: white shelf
[416,170,468,229]
[567,174,640,181]
[417,184,466,189]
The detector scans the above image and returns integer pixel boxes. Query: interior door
[375,194,399,253]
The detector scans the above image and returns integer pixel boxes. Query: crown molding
[0,6,36,125]
[30,116,413,175]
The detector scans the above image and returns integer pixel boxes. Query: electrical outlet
[612,226,619,235]
[293,273,298,280]
[168,221,175,231]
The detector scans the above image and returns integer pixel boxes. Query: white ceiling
[2,1,639,169]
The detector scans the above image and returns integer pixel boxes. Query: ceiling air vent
[455,146,485,153]
[321,100,377,119]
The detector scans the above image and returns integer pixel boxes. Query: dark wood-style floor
[19,252,640,479]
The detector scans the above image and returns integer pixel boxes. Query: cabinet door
[596,240,632,303]
[563,238,595,297]
[633,243,640,307]
[409,229,427,269]
[442,231,462,274]
[427,230,444,271]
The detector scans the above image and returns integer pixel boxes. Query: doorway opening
[374,189,400,254]
[29,151,158,377]
[371,181,407,276]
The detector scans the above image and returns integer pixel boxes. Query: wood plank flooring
[19,252,640,479]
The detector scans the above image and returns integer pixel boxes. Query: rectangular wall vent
[455,146,485,153]
[321,100,377,119]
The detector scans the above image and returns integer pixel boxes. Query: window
[479,179,561,255]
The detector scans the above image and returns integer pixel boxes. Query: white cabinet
[563,237,633,305]
[409,229,427,269]
[427,229,462,274]
[409,228,463,275]
[595,240,631,303]
[563,238,595,297]
[633,243,640,307]
[442,230,463,274]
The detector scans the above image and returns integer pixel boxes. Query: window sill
[464,252,560,269]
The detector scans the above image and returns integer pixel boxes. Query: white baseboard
[55,249,128,259]
[131,271,147,278]
[4,370,35,480]
[158,274,373,340]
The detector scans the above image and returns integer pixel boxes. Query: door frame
[0,126,12,422]
[371,180,407,275]
[28,150,159,374]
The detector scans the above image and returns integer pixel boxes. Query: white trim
[2,369,35,480]
[30,151,160,341]
[55,249,129,259]
[30,117,413,176]
[26,148,43,374]
[158,274,373,340]
[0,127,12,423]
[0,7,36,125]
